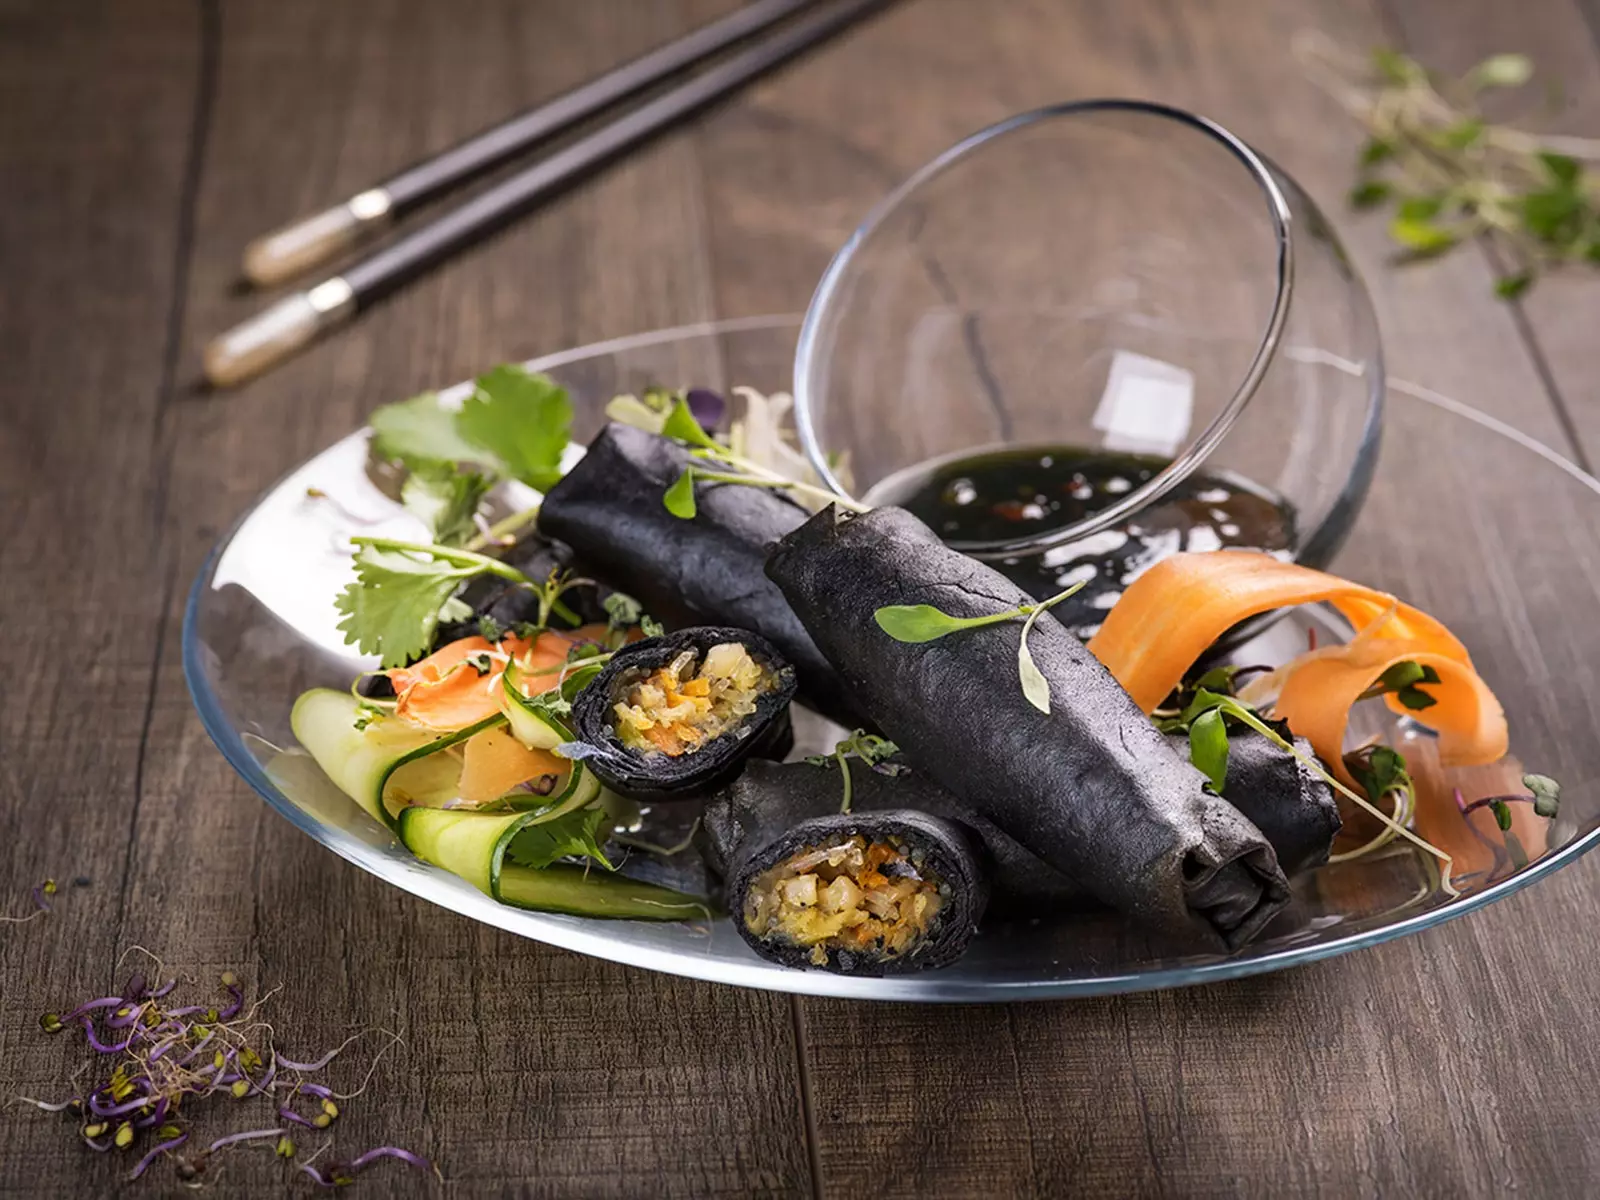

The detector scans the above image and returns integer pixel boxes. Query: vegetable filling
[744,835,946,965]
[612,642,776,757]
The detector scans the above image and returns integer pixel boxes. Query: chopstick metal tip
[202,279,355,388]
[241,191,393,287]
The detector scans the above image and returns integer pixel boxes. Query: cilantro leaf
[334,544,481,668]
[455,366,572,492]
[369,391,487,469]
[400,466,491,547]
[504,808,612,871]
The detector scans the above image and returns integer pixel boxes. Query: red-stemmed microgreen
[18,950,428,1188]
[874,580,1087,713]
[1178,690,1456,892]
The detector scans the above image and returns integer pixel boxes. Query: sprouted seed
[15,949,430,1188]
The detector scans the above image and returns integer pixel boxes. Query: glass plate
[184,315,1600,1001]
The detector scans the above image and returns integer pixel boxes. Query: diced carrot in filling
[743,835,946,966]
[610,643,775,758]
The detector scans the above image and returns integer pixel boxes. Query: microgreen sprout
[874,580,1087,712]
[1356,660,1441,712]
[656,397,868,518]
[1330,744,1418,863]
[1177,689,1455,892]
[18,951,427,1189]
[1454,772,1562,873]
[2,877,61,925]
[1298,33,1600,296]
[806,730,903,812]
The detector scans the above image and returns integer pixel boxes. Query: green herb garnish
[504,807,612,871]
[807,730,902,812]
[874,581,1087,713]
[656,399,867,518]
[369,390,486,468]
[399,465,491,547]
[1304,37,1600,296]
[334,539,526,668]
[1178,689,1453,888]
[1357,660,1441,711]
[454,365,573,492]
[1187,708,1230,792]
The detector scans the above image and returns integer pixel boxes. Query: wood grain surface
[3,0,1600,1195]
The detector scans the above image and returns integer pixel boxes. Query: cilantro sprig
[334,540,524,668]
[366,364,572,546]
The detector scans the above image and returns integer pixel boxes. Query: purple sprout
[301,1146,435,1189]
[129,1133,188,1180]
[204,1127,286,1154]
[80,1018,133,1055]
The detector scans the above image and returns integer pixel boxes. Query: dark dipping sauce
[884,446,1297,640]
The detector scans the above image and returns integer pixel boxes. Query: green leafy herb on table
[1299,34,1600,296]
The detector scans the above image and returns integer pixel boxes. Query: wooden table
[6,0,1600,1194]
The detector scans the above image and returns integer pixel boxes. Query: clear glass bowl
[795,100,1382,568]
[185,316,1600,1001]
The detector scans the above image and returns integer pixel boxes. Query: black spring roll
[433,529,610,646]
[717,795,989,974]
[539,423,869,729]
[704,759,1082,916]
[571,626,797,803]
[1164,728,1340,876]
[767,506,1290,950]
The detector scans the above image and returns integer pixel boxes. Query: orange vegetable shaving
[1087,551,1508,785]
[390,631,558,732]
[457,725,570,805]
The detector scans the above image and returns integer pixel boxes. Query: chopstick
[240,0,821,287]
[206,0,888,389]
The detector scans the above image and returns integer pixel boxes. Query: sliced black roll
[570,626,797,803]
[433,529,609,646]
[719,795,988,974]
[1164,728,1340,876]
[539,423,868,728]
[704,759,1083,915]
[767,506,1290,951]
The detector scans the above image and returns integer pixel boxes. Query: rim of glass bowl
[182,315,1600,1002]
[793,98,1298,560]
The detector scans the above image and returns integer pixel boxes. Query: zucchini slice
[496,864,709,921]
[397,806,531,895]
[500,658,577,750]
[291,688,503,828]
[397,803,705,920]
